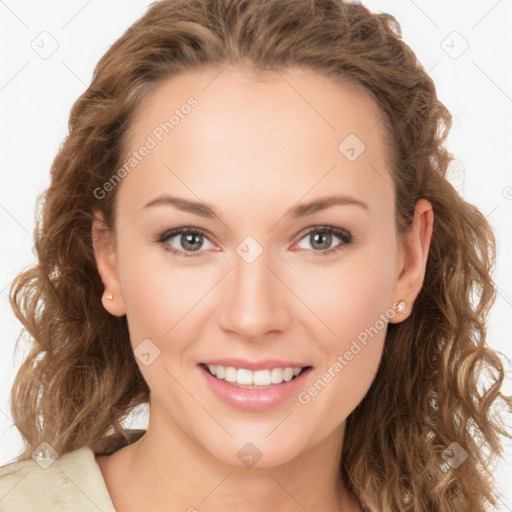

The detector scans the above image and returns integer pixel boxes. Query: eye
[293,225,353,257]
[156,225,353,258]
[156,227,214,257]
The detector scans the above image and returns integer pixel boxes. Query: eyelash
[155,225,353,258]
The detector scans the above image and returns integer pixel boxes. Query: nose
[218,246,291,341]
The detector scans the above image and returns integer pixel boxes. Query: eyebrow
[143,194,369,218]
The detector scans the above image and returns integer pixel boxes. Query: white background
[1,0,511,509]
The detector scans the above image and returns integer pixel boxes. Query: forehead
[117,64,394,217]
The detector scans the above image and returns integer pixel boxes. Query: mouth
[199,362,313,389]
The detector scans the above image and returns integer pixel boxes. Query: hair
[4,0,511,510]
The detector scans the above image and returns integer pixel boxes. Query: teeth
[206,364,305,386]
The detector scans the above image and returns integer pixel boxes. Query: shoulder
[0,446,116,512]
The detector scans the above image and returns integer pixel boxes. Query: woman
[1,0,510,510]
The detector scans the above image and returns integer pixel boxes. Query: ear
[388,198,434,323]
[91,210,126,317]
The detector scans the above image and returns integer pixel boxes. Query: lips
[197,359,314,411]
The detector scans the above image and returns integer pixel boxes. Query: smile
[198,362,313,411]
[202,363,309,388]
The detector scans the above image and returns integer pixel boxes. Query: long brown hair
[5,1,511,510]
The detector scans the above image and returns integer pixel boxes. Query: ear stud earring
[103,292,113,301]
[396,300,406,313]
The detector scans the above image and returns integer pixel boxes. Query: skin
[92,64,434,512]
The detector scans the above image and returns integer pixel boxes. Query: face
[93,65,432,468]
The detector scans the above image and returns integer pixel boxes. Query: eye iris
[182,233,202,251]
[311,232,331,250]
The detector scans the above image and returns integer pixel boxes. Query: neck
[98,402,359,512]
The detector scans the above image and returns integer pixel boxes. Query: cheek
[116,239,200,350]
[304,237,397,345]
[296,239,396,416]
[117,252,204,403]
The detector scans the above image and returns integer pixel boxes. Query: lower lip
[198,365,312,412]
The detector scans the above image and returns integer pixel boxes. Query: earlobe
[91,211,126,317]
[388,198,434,323]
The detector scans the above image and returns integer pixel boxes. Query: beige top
[0,446,116,511]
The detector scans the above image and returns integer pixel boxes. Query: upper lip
[200,358,312,371]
